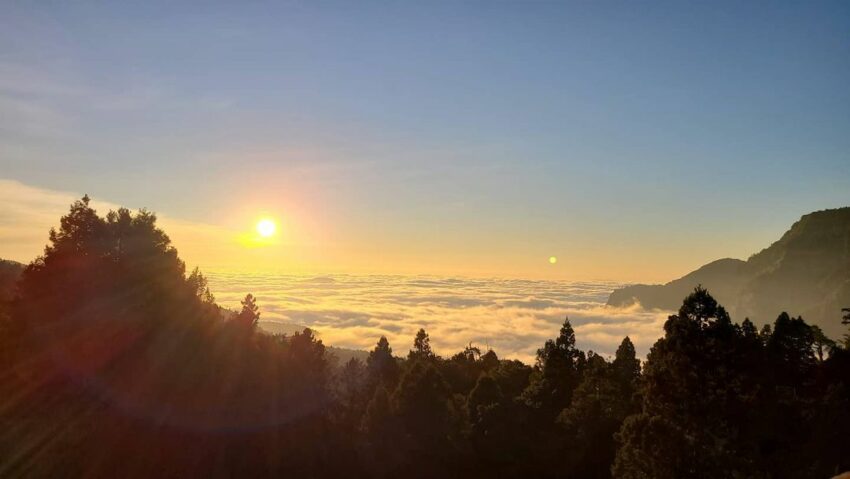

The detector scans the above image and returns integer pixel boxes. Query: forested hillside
[1,198,848,478]
[0,259,23,302]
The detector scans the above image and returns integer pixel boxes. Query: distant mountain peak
[608,208,850,338]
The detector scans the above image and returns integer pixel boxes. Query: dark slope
[0,259,24,302]
[608,208,850,338]
[607,258,748,311]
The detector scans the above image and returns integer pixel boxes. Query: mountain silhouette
[608,207,850,338]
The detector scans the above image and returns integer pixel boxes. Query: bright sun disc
[256,219,276,238]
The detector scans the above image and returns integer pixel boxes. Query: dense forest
[1,197,848,478]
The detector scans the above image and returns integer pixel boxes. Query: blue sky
[2,1,849,280]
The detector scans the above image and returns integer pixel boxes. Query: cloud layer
[207,273,672,363]
[1,178,674,363]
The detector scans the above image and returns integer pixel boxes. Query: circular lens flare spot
[256,219,276,238]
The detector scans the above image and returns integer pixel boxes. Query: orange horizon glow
[0,178,793,284]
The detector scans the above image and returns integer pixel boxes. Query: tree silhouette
[467,373,503,425]
[480,348,499,370]
[518,316,587,475]
[810,325,836,362]
[614,287,761,478]
[443,343,488,394]
[367,336,400,390]
[559,352,635,478]
[392,361,451,442]
[335,358,366,424]
[390,360,455,474]
[767,312,816,384]
[612,336,641,390]
[235,293,260,328]
[4,200,850,477]
[3,197,339,478]
[408,328,434,361]
[522,317,585,417]
[842,307,850,348]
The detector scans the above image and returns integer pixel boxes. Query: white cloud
[208,272,672,363]
[0,179,675,363]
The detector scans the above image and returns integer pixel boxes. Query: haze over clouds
[1,178,673,361]
[207,272,671,362]
[2,1,846,362]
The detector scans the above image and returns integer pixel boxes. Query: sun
[256,219,277,238]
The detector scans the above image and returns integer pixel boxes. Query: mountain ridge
[608,207,850,338]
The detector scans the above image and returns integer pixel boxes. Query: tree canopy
[1,198,847,478]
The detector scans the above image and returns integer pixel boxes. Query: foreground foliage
[0,198,847,478]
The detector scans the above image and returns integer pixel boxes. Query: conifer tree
[235,293,260,328]
[613,287,760,478]
[522,316,584,417]
[408,328,434,361]
[367,336,400,389]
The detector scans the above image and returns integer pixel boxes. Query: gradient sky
[2,1,849,281]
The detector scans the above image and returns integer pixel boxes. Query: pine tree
[613,287,761,478]
[362,385,393,439]
[522,316,584,417]
[612,336,640,390]
[559,352,632,478]
[810,325,835,362]
[235,293,260,328]
[391,361,452,452]
[367,336,400,389]
[408,328,434,361]
[467,373,503,425]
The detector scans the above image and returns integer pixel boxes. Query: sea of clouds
[1,178,673,362]
[206,273,672,363]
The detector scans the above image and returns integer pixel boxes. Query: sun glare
[256,219,277,238]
